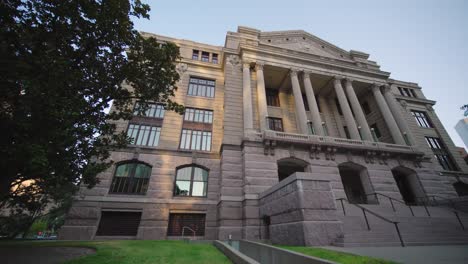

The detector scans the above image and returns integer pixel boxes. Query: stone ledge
[259,172,331,199]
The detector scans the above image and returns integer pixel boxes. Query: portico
[241,60,413,148]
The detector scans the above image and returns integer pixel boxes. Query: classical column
[333,77,360,140]
[303,72,324,135]
[290,69,309,134]
[383,84,415,145]
[318,97,337,137]
[256,62,268,131]
[242,62,253,131]
[371,84,406,145]
[344,78,373,141]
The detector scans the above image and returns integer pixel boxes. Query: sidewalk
[323,245,468,264]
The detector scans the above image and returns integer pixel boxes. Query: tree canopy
[0,0,183,236]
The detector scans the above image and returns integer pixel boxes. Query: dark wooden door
[96,211,142,236]
[167,213,205,236]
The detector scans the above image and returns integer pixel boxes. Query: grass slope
[277,245,398,264]
[2,240,231,264]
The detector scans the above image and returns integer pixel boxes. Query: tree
[461,104,468,117]
[0,0,183,236]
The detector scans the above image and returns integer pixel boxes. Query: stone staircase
[334,198,468,247]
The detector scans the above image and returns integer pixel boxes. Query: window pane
[192,182,207,196]
[193,167,208,181]
[176,167,192,180]
[115,164,133,177]
[187,77,215,98]
[135,164,151,178]
[175,180,191,196]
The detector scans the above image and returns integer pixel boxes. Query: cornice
[239,43,390,80]
[394,95,436,105]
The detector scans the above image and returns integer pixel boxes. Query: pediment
[258,30,351,60]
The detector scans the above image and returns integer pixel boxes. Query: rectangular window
[127,124,161,147]
[302,94,310,111]
[184,108,213,124]
[370,123,381,138]
[180,129,211,151]
[212,53,218,64]
[425,136,443,149]
[192,50,199,60]
[267,117,283,132]
[201,51,209,62]
[410,89,417,98]
[343,126,350,139]
[133,102,165,119]
[398,87,404,96]
[434,154,457,171]
[411,110,433,128]
[167,214,206,236]
[362,101,371,115]
[308,122,315,135]
[266,89,280,107]
[188,77,215,98]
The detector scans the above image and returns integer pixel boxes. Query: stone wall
[259,172,342,246]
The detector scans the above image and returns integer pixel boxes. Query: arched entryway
[277,157,308,182]
[453,181,468,196]
[338,162,375,204]
[391,166,425,204]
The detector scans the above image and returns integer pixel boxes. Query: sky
[133,0,468,148]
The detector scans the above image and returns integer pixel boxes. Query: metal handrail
[181,226,196,239]
[416,196,466,230]
[417,195,457,209]
[336,198,405,247]
[367,192,431,217]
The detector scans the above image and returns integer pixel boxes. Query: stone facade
[59,26,468,245]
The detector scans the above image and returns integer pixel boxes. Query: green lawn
[276,245,398,264]
[2,240,231,264]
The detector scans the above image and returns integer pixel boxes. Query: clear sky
[133,0,468,148]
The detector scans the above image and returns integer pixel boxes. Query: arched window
[110,162,151,194]
[174,166,208,197]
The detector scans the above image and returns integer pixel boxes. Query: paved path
[323,245,468,264]
[1,246,95,264]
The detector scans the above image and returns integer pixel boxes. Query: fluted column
[303,72,324,135]
[371,84,406,145]
[290,69,309,134]
[344,78,373,141]
[330,97,346,138]
[242,62,253,131]
[333,77,360,140]
[383,84,415,145]
[256,62,268,131]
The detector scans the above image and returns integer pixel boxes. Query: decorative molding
[176,63,188,75]
[227,55,241,68]
[255,61,265,71]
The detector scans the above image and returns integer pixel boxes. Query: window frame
[212,53,218,64]
[192,50,199,60]
[187,76,216,98]
[266,89,280,107]
[133,102,165,119]
[173,165,209,198]
[201,51,210,62]
[411,110,433,128]
[126,123,162,147]
[109,161,152,195]
[267,117,284,132]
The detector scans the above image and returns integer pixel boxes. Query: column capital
[289,68,301,77]
[242,61,252,69]
[382,84,392,93]
[371,83,383,92]
[303,71,312,79]
[333,76,343,86]
[255,62,264,71]
[344,77,354,84]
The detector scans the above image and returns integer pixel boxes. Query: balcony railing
[262,130,420,155]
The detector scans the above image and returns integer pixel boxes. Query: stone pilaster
[242,62,253,131]
[371,84,406,145]
[290,69,309,134]
[255,62,268,131]
[344,78,373,141]
[303,72,324,135]
[384,84,415,145]
[333,77,360,140]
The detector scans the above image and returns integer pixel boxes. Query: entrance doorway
[391,166,424,205]
[277,158,308,182]
[338,163,375,204]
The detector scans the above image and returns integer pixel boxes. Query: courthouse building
[59,27,468,246]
